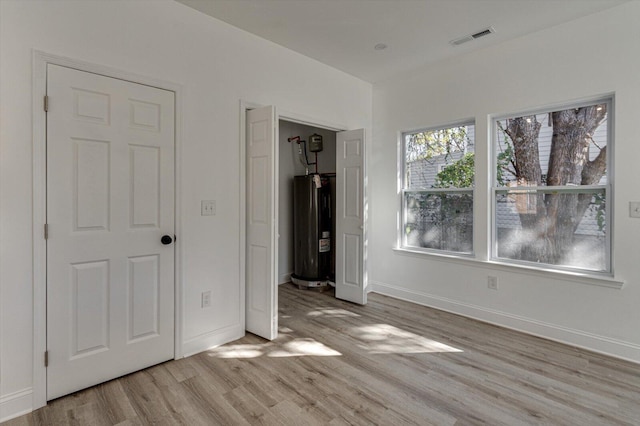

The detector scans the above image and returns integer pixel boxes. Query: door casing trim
[32,50,184,409]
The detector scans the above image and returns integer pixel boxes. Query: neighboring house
[406,126,476,189]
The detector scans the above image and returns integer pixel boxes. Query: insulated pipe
[289,135,309,173]
[299,145,309,175]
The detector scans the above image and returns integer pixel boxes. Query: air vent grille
[450,26,495,46]
[472,28,494,39]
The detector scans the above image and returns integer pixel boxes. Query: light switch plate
[629,202,640,218]
[201,200,216,216]
[202,291,212,308]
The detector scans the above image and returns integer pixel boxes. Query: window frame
[490,97,614,275]
[399,120,476,256]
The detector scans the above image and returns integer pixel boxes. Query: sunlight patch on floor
[306,307,361,318]
[206,334,342,359]
[351,324,463,354]
[206,344,265,359]
[269,338,341,357]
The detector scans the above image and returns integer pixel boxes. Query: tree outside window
[493,99,611,273]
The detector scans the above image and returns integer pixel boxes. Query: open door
[245,106,278,340]
[335,129,367,304]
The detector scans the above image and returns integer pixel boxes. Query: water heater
[291,174,331,288]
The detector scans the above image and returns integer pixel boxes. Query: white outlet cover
[201,200,216,216]
[630,201,640,218]
[488,276,498,289]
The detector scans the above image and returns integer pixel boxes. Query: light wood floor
[7,284,640,425]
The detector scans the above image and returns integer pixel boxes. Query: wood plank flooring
[6,284,640,425]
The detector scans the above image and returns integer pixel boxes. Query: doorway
[278,120,337,286]
[243,105,367,341]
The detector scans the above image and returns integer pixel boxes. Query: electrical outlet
[488,276,498,290]
[630,201,640,218]
[201,291,212,308]
[201,200,216,216]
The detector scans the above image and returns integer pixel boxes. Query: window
[401,122,475,254]
[493,99,612,273]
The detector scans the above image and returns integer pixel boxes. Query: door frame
[32,51,184,409]
[239,100,349,336]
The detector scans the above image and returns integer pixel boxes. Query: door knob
[161,235,173,245]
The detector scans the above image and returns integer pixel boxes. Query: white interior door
[246,106,278,340]
[46,64,175,400]
[335,129,367,304]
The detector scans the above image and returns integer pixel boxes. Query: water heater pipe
[288,135,318,173]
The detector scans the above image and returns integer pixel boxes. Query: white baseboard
[279,272,292,285]
[181,323,244,358]
[370,280,640,364]
[0,388,33,423]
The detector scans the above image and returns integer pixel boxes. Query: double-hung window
[492,98,612,273]
[401,122,475,254]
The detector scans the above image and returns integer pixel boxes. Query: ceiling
[176,0,626,83]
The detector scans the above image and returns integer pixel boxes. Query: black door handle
[161,235,173,245]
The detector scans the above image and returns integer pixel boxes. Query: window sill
[392,247,624,290]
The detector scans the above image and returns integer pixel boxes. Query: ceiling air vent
[450,26,495,46]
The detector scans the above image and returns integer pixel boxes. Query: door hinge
[44,350,49,367]
[44,95,49,112]
[44,223,48,240]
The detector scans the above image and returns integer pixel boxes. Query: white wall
[0,0,371,420]
[370,2,640,363]
[278,121,336,284]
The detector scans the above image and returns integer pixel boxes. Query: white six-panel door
[335,129,367,305]
[46,64,175,399]
[245,106,278,340]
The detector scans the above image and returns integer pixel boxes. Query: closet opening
[278,120,337,292]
